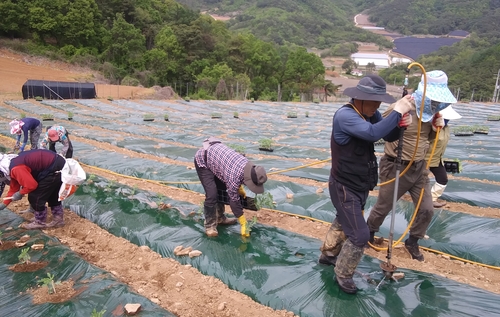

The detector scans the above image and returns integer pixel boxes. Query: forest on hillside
[0,0,329,101]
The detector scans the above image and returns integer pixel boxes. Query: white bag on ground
[58,159,86,201]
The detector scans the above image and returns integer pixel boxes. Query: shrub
[305,111,309,118]
[107,96,114,101]
[121,76,140,86]
[184,96,190,102]
[313,99,320,104]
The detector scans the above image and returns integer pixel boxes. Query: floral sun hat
[412,70,457,122]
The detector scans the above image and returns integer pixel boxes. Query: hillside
[175,0,393,48]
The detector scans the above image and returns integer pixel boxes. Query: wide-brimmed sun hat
[343,74,396,103]
[440,105,462,120]
[413,70,457,122]
[243,162,268,194]
[9,119,24,135]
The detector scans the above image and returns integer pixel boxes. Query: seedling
[287,111,297,118]
[38,273,56,294]
[164,114,169,121]
[41,114,54,121]
[107,96,114,101]
[258,138,274,151]
[20,112,27,119]
[452,126,474,136]
[143,113,155,121]
[250,98,254,103]
[68,111,74,120]
[228,144,246,155]
[184,97,190,102]
[233,111,239,118]
[473,125,489,134]
[305,111,309,118]
[313,99,320,104]
[18,247,31,264]
[90,309,106,317]
[245,216,258,236]
[487,115,500,121]
[254,192,275,210]
[35,96,43,101]
[211,112,222,119]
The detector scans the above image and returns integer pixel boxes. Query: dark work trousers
[194,160,243,218]
[29,122,43,150]
[49,134,73,158]
[430,162,448,185]
[28,156,66,211]
[367,155,434,239]
[329,175,370,248]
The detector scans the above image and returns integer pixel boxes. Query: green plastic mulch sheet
[62,177,500,317]
[0,210,175,317]
[29,143,499,267]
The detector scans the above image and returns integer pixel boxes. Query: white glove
[432,113,445,132]
[393,96,412,115]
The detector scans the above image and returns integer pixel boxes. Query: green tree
[283,47,325,95]
[341,59,357,74]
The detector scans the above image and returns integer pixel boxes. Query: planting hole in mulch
[30,280,78,304]
[9,261,49,272]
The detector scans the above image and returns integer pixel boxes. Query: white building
[351,53,390,69]
[391,56,412,65]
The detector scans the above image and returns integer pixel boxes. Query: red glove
[432,113,445,131]
[398,113,412,128]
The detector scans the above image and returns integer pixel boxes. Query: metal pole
[493,68,500,103]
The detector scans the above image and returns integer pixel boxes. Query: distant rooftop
[351,53,389,59]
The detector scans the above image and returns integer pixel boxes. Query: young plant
[90,309,106,317]
[254,192,275,210]
[287,111,297,118]
[211,112,222,118]
[305,111,309,118]
[35,96,43,101]
[473,125,489,134]
[313,98,320,104]
[258,138,274,150]
[38,273,56,294]
[107,96,114,101]
[20,112,27,119]
[184,96,190,102]
[18,247,31,264]
[143,113,155,121]
[250,98,255,103]
[228,144,246,155]
[233,111,239,118]
[67,111,74,118]
[244,216,258,236]
[41,114,54,120]
[164,113,169,121]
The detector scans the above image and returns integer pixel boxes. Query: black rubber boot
[405,236,424,261]
[204,205,218,237]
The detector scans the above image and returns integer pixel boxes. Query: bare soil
[1,45,500,317]
[9,261,49,273]
[30,280,78,304]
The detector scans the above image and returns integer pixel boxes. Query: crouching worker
[40,125,73,158]
[194,137,268,237]
[0,149,66,229]
[10,117,43,152]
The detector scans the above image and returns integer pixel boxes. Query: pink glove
[398,113,412,128]
[432,113,445,132]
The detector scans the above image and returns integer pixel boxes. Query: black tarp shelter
[22,79,96,99]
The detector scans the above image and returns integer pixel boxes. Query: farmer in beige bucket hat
[367,70,457,263]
